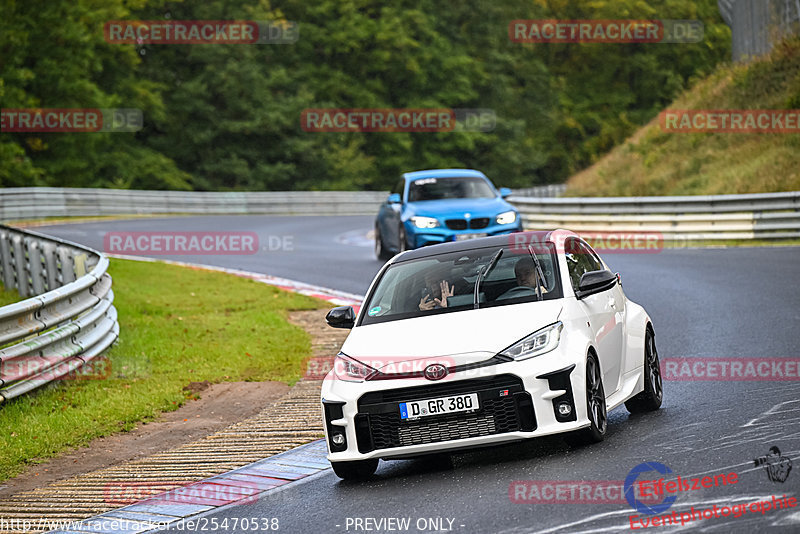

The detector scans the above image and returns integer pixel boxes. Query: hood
[342,300,563,372]
[405,197,513,219]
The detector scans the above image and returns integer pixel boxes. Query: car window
[579,240,604,272]
[407,177,495,202]
[565,238,604,291]
[360,245,562,326]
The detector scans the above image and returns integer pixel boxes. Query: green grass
[0,283,20,306]
[0,258,324,481]
[567,37,800,197]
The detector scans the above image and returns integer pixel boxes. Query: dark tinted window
[407,177,495,202]
[360,245,562,326]
[565,238,604,291]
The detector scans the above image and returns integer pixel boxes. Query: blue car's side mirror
[387,193,402,204]
[499,187,512,198]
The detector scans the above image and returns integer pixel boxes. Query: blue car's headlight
[500,322,563,361]
[411,216,440,229]
[496,211,517,225]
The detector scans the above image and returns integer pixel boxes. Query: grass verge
[567,37,800,196]
[0,283,20,307]
[0,258,324,482]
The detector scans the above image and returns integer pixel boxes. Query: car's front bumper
[406,220,523,249]
[320,349,590,462]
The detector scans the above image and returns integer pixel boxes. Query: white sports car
[321,229,662,480]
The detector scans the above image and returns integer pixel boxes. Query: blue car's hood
[406,197,513,218]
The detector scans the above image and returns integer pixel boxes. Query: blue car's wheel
[398,225,409,252]
[375,224,392,261]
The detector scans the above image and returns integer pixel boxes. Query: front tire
[331,459,379,481]
[566,355,607,446]
[625,327,663,413]
[375,225,391,261]
[398,225,409,253]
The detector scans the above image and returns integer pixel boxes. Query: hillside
[566,37,800,197]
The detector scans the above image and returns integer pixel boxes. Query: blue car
[374,169,523,260]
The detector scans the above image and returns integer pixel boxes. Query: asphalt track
[37,216,800,533]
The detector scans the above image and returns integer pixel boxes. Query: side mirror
[387,193,402,204]
[575,270,617,299]
[325,306,356,329]
[498,187,512,198]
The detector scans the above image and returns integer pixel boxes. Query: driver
[514,256,548,293]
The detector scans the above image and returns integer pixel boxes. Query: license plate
[455,233,488,241]
[399,393,479,420]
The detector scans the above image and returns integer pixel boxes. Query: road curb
[46,440,330,534]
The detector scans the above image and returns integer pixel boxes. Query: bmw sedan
[374,169,522,260]
[321,229,663,480]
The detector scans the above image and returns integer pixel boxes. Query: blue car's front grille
[445,219,468,230]
[445,218,491,230]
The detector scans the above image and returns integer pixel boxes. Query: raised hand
[435,280,454,308]
[419,294,436,310]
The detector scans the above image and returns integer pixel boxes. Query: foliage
[1,0,731,190]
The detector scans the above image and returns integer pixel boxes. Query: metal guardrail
[0,225,119,403]
[510,191,800,240]
[1,187,799,241]
[508,184,566,198]
[719,0,800,61]
[0,187,389,219]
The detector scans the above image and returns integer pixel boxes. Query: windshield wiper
[528,245,547,301]
[474,248,503,309]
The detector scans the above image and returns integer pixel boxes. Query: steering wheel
[496,286,539,300]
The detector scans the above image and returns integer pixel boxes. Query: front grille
[470,218,490,229]
[356,374,535,452]
[445,218,491,230]
[445,219,467,230]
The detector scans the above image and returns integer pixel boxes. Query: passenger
[418,268,455,310]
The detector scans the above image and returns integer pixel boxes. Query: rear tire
[331,459,379,481]
[625,327,663,413]
[375,225,391,261]
[566,355,607,446]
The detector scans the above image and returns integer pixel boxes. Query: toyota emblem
[424,363,448,381]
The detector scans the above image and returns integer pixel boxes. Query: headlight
[411,216,440,229]
[496,210,517,225]
[500,322,563,361]
[333,352,377,382]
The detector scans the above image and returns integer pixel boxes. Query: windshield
[407,177,496,202]
[360,244,562,326]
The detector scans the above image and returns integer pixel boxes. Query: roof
[403,169,488,181]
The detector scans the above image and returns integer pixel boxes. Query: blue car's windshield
[408,177,495,202]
